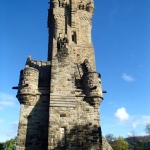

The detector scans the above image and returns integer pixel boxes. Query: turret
[83,72,102,97]
[82,59,103,107]
[17,65,39,105]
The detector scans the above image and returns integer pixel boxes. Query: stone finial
[78,1,85,10]
[59,0,67,8]
[26,56,32,66]
[86,2,95,14]
[52,0,59,8]
[27,56,32,61]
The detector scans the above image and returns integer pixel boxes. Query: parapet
[26,56,51,87]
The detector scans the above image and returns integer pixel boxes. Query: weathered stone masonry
[15,0,113,150]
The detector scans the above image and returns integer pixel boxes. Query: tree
[0,143,4,150]
[113,137,129,150]
[126,131,150,150]
[105,134,116,143]
[145,123,150,135]
[3,137,16,150]
[105,134,129,150]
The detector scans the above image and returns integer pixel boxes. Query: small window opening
[60,128,65,147]
[60,114,66,117]
[72,32,77,43]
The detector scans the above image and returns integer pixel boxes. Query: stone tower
[14,0,111,150]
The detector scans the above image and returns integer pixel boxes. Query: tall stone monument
[14,0,112,149]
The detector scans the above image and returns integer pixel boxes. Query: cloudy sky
[0,0,150,142]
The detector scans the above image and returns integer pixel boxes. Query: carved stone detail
[57,33,69,51]
[52,0,59,8]
[78,1,86,10]
[84,59,92,72]
[57,46,69,59]
[59,0,68,8]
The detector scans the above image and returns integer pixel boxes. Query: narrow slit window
[72,32,77,43]
[60,128,65,147]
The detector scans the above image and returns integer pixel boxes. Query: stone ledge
[49,104,76,107]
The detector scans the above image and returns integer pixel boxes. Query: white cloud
[128,131,149,137]
[132,122,137,129]
[108,101,119,108]
[11,121,18,126]
[115,107,130,121]
[130,115,150,129]
[0,92,16,110]
[0,92,15,101]
[125,115,150,137]
[104,112,150,137]
[0,101,14,106]
[0,121,18,142]
[127,132,133,137]
[6,131,17,138]
[139,132,149,136]
[0,130,17,141]
[122,73,135,82]
[142,116,150,123]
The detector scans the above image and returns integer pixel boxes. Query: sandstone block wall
[16,95,49,150]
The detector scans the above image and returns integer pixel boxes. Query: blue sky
[0,0,150,142]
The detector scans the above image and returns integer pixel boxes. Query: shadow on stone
[51,124,102,150]
[24,96,49,150]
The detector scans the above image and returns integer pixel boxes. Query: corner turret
[82,59,103,107]
[17,66,40,105]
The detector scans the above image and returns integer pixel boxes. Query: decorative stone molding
[78,1,85,10]
[59,0,68,8]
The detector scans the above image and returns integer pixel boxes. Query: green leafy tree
[105,134,116,142]
[0,143,4,150]
[4,137,16,150]
[113,137,129,150]
[105,134,129,150]
[127,131,150,150]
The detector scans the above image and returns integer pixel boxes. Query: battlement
[26,56,51,87]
